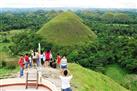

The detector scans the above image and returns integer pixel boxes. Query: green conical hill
[37,12,96,46]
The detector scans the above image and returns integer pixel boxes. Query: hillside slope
[69,63,129,91]
[37,12,96,46]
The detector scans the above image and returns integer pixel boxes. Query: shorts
[41,58,44,65]
[46,59,50,61]
[61,65,67,69]
[62,87,72,91]
[33,59,37,64]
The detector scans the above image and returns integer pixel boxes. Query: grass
[0,43,11,52]
[104,64,127,84]
[0,29,24,79]
[106,24,129,26]
[0,52,19,79]
[0,29,28,42]
[69,63,128,91]
[0,29,27,52]
[0,67,19,78]
[37,11,96,46]
[0,52,18,62]
[104,64,137,91]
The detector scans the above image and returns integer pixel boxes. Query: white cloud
[0,0,137,8]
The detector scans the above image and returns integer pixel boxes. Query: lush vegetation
[0,8,137,91]
[0,52,19,78]
[74,10,137,74]
[69,63,128,91]
[0,10,60,31]
[104,64,137,91]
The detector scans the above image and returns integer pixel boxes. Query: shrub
[1,61,7,68]
[5,60,17,69]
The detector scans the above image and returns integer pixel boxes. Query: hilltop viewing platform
[0,66,61,91]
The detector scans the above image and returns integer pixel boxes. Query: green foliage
[67,50,79,62]
[0,10,52,31]
[76,10,137,73]
[0,66,19,78]
[2,61,6,67]
[104,64,127,85]
[10,31,46,55]
[130,81,137,91]
[0,60,17,69]
[1,9,137,90]
[6,63,16,69]
[104,64,137,91]
[0,61,6,68]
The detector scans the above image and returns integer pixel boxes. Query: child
[50,59,56,68]
[18,55,24,77]
[24,54,29,69]
[60,70,72,91]
[56,53,61,68]
[52,59,57,68]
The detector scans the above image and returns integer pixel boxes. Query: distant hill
[37,12,96,46]
[69,63,129,91]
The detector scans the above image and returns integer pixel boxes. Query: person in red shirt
[44,50,52,67]
[56,53,61,68]
[18,55,24,77]
[24,54,29,68]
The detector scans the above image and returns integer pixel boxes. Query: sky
[0,0,137,8]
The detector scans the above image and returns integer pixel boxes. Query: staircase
[25,68,39,89]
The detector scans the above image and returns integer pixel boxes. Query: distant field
[104,64,137,91]
[0,30,22,78]
[0,29,27,52]
[106,24,129,26]
[0,29,29,42]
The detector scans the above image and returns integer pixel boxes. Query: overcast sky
[0,0,137,8]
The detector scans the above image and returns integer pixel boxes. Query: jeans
[20,67,24,77]
[29,61,32,67]
[62,88,72,91]
[37,59,40,67]
[61,65,67,69]
[25,62,29,68]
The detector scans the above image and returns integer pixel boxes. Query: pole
[38,43,41,66]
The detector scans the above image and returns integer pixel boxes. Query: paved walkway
[1,85,51,91]
[0,66,61,91]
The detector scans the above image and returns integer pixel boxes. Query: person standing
[60,70,72,91]
[56,53,61,68]
[60,55,67,70]
[40,51,45,66]
[24,54,29,69]
[44,50,52,67]
[28,54,32,68]
[18,55,24,77]
[32,50,38,67]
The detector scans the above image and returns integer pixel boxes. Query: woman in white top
[61,56,67,70]
[60,70,72,91]
[40,51,45,66]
